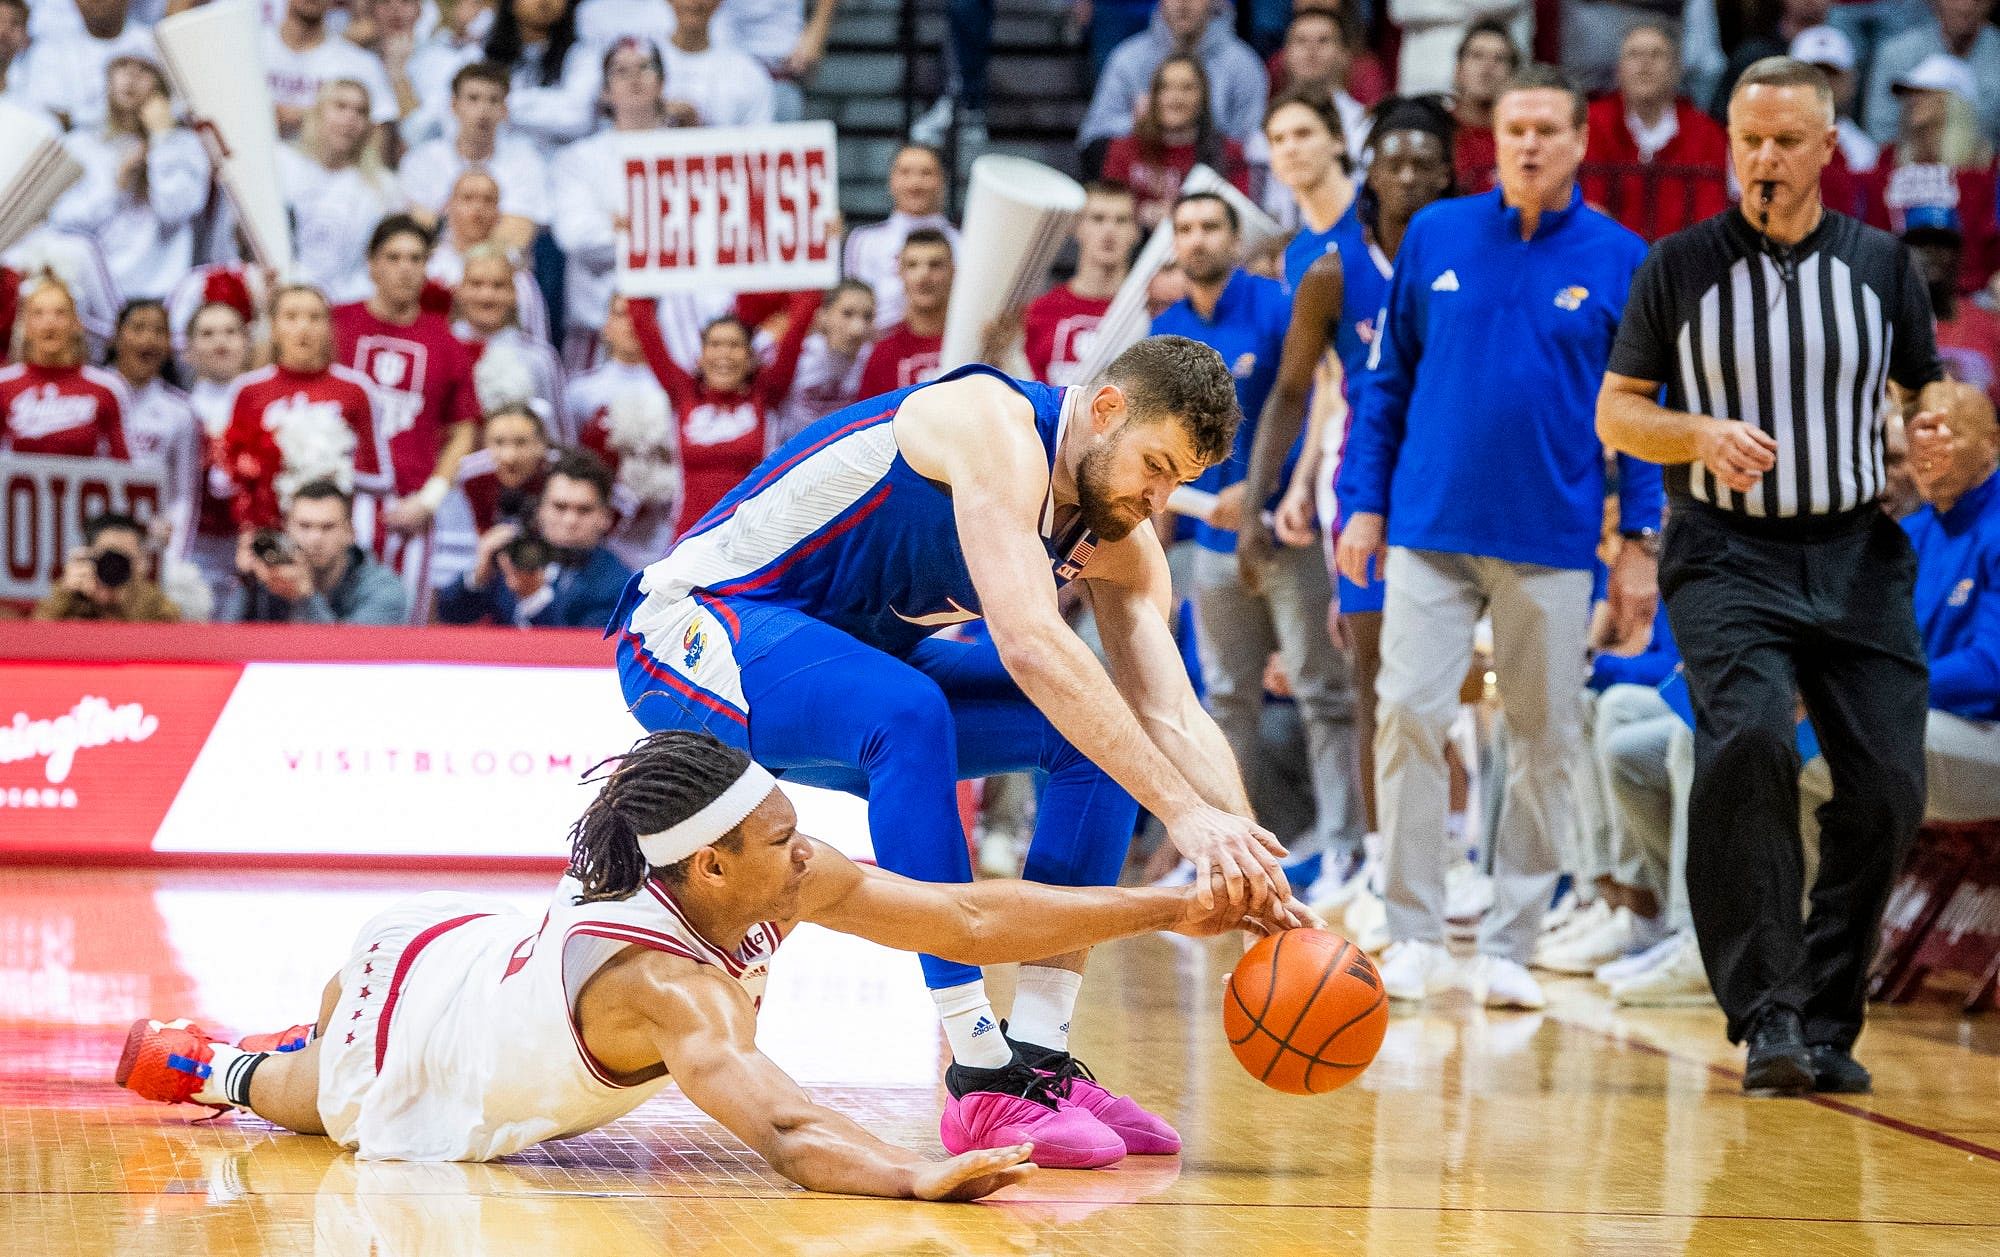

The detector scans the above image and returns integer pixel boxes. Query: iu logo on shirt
[355,336,431,439]
[1049,317,1099,384]
[898,354,941,389]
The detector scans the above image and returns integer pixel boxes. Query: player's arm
[795,840,1307,958]
[898,376,1284,905]
[1238,254,1341,591]
[1082,533,1253,818]
[609,956,1034,1200]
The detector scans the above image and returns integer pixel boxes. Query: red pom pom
[203,268,256,323]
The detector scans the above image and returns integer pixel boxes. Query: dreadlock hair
[566,730,755,903]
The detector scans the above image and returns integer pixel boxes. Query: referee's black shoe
[1742,1008,1813,1096]
[1808,1043,1873,1094]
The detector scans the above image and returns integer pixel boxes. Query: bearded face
[1075,425,1155,542]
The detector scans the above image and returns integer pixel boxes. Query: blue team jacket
[1336,187,1664,571]
[1904,470,2000,721]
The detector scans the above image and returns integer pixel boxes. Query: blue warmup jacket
[1335,187,1664,571]
[1903,469,2000,721]
[1151,269,1296,554]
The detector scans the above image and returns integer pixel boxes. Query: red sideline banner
[2,454,165,601]
[616,121,840,296]
[0,624,872,866]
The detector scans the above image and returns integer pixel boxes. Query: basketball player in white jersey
[117,731,1307,1196]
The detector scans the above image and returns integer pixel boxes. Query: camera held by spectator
[229,479,411,624]
[437,450,635,628]
[31,511,182,623]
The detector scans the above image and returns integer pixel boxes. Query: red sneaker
[115,1018,222,1106]
[239,1023,315,1053]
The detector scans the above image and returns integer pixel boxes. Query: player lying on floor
[118,730,1310,1200]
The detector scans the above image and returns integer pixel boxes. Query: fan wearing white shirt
[552,37,673,367]
[50,55,211,302]
[453,244,570,440]
[266,0,400,140]
[402,0,496,146]
[840,143,961,330]
[279,80,405,306]
[662,0,775,126]
[17,0,154,132]
[105,299,201,560]
[430,169,553,345]
[575,0,673,52]
[346,0,428,128]
[401,62,552,252]
[483,0,602,159]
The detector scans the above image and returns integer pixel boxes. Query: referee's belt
[1672,498,1881,543]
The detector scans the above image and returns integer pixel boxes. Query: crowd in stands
[2,0,1997,1011]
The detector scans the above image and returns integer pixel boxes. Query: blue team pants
[617,596,1140,989]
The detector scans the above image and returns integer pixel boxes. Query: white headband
[637,761,778,868]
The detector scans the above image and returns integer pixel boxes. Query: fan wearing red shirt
[222,285,390,531]
[332,215,482,531]
[1582,26,1731,241]
[1022,182,1139,385]
[629,288,823,535]
[857,229,953,398]
[0,276,131,459]
[456,404,556,534]
[1450,20,1519,197]
[1100,54,1251,232]
[1860,73,2000,297]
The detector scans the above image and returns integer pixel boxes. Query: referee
[1598,58,1949,1096]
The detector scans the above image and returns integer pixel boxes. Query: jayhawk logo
[1950,578,1974,608]
[1554,286,1589,311]
[682,621,706,668]
[1232,352,1257,379]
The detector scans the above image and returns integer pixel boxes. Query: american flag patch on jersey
[1054,534,1097,583]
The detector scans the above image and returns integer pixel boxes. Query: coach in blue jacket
[437,450,634,629]
[1334,64,1666,1010]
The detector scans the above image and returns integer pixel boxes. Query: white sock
[1008,966,1083,1054]
[933,980,1011,1069]
[191,1043,248,1108]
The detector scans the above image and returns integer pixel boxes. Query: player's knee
[862,680,955,755]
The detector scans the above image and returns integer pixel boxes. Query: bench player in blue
[608,335,1298,1168]
[1235,96,1460,906]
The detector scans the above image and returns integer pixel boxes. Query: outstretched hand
[1172,885,1325,938]
[1165,805,1289,910]
[909,1143,1036,1201]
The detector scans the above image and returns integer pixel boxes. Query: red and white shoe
[239,1022,315,1053]
[115,1018,224,1107]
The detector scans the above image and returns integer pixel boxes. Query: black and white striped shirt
[1608,210,1941,520]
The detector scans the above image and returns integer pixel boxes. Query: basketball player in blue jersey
[608,335,1297,1167]
[1236,97,1458,907]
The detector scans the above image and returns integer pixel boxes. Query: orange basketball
[1222,928,1388,1095]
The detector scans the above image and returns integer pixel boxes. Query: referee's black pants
[1660,503,1929,1049]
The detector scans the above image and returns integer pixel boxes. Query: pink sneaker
[940,1063,1126,1170]
[1043,1058,1182,1156]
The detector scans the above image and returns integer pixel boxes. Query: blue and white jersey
[613,365,1101,662]
[1326,205,1394,391]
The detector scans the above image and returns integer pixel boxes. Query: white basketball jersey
[321,875,785,1162]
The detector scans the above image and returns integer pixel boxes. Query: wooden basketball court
[3,866,1996,1255]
